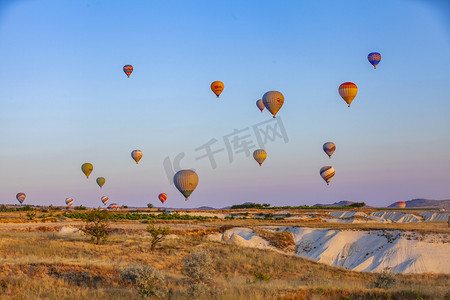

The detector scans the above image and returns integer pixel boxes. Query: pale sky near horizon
[0,0,449,208]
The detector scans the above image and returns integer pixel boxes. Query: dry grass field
[0,210,448,299]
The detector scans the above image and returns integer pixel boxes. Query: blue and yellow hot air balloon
[368,52,381,69]
[65,198,74,207]
[320,166,335,185]
[323,142,336,159]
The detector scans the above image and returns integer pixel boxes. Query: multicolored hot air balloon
[368,52,381,69]
[108,203,120,210]
[158,193,167,204]
[81,163,93,179]
[16,193,26,204]
[101,196,109,205]
[65,197,74,207]
[338,82,358,107]
[96,177,105,188]
[123,65,133,78]
[210,81,224,98]
[320,166,335,185]
[262,91,284,118]
[256,99,265,112]
[394,201,406,209]
[174,170,199,201]
[131,150,143,164]
[253,149,267,166]
[323,142,336,159]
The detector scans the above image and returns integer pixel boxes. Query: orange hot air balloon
[338,82,358,107]
[158,193,167,204]
[394,201,406,209]
[210,81,224,98]
[123,65,133,78]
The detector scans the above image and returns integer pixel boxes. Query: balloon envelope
[323,142,336,159]
[65,197,73,207]
[158,193,167,204]
[131,150,143,164]
[81,163,93,179]
[101,196,109,205]
[320,166,335,185]
[123,65,133,78]
[262,91,284,118]
[96,177,105,188]
[173,170,199,201]
[338,82,358,107]
[256,99,265,112]
[16,193,26,204]
[253,149,267,166]
[108,203,119,209]
[210,81,224,98]
[368,52,381,69]
[395,201,406,208]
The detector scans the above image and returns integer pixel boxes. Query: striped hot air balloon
[108,203,120,210]
[394,201,406,209]
[173,170,199,201]
[131,150,143,164]
[256,99,265,112]
[320,166,335,185]
[262,91,284,118]
[158,193,167,204]
[253,149,267,166]
[65,198,74,207]
[210,81,224,98]
[368,52,381,69]
[101,196,109,205]
[123,65,133,78]
[16,193,26,205]
[338,82,358,107]
[323,142,336,159]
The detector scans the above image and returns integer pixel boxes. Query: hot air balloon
[210,81,224,98]
[338,82,358,107]
[108,203,120,209]
[173,170,199,201]
[123,65,133,78]
[158,193,167,204]
[96,177,105,188]
[81,163,93,179]
[65,198,74,207]
[101,196,109,205]
[323,142,336,159]
[253,149,267,166]
[320,166,335,185]
[394,201,406,209]
[256,99,265,112]
[16,193,26,205]
[368,52,381,69]
[131,150,143,164]
[262,91,284,118]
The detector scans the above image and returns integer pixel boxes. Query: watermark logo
[163,117,288,184]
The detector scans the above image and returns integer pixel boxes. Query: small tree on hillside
[146,222,170,251]
[80,209,110,245]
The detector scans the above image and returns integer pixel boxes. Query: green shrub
[120,266,168,298]
[373,271,397,289]
[146,223,170,251]
[253,271,273,282]
[80,209,110,245]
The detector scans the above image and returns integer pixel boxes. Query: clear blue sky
[0,0,449,208]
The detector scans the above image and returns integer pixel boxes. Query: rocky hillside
[388,199,449,209]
